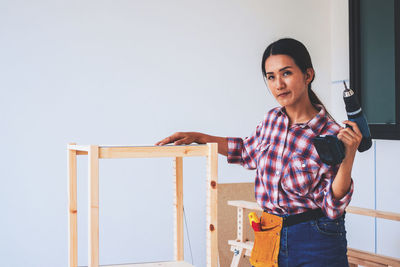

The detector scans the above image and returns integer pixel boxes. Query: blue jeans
[252,214,349,267]
[277,214,349,267]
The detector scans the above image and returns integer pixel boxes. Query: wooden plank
[88,145,99,267]
[228,240,253,257]
[347,248,400,266]
[228,240,254,250]
[347,256,387,267]
[227,201,400,222]
[346,206,400,222]
[98,145,208,159]
[173,157,184,261]
[227,200,262,211]
[68,143,78,267]
[79,261,194,267]
[206,143,218,267]
[230,247,243,267]
[68,144,90,152]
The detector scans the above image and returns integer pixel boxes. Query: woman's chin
[277,99,294,107]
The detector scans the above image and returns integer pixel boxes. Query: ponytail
[308,86,334,121]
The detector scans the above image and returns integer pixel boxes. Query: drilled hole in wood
[209,224,215,231]
[210,180,217,189]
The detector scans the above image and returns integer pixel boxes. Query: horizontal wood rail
[228,200,400,221]
[68,144,209,158]
[346,206,400,222]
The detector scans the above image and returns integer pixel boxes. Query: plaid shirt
[227,105,354,219]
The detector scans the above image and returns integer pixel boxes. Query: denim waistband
[264,208,326,227]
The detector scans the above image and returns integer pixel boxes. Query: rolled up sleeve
[323,178,354,219]
[313,165,354,219]
[226,121,263,170]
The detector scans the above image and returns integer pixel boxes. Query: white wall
[330,0,400,259]
[0,1,332,266]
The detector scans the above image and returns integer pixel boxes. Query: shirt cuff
[226,137,244,164]
[324,178,354,219]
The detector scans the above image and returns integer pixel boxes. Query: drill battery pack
[312,135,345,165]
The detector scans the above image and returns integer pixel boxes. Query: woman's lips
[278,92,290,97]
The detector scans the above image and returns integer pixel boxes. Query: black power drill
[313,81,372,165]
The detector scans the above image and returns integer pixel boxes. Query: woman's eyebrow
[266,66,292,75]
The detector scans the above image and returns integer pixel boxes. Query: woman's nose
[276,76,285,90]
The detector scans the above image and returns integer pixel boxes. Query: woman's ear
[305,68,315,85]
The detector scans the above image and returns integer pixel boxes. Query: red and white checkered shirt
[227,105,354,219]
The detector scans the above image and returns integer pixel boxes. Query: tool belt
[250,209,325,267]
[249,212,282,267]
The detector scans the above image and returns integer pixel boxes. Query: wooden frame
[226,200,400,267]
[68,143,219,267]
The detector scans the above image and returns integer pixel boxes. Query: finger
[155,139,165,146]
[343,120,362,137]
[341,127,363,145]
[343,124,362,141]
[337,132,353,145]
[340,127,358,139]
[174,138,190,145]
[156,135,176,146]
[341,131,354,142]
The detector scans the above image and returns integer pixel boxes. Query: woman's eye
[267,75,274,80]
[283,71,292,76]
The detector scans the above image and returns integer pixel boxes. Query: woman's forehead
[264,54,296,72]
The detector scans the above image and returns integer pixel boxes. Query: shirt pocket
[281,154,320,197]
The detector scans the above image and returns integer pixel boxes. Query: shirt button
[301,163,306,167]
[275,171,280,175]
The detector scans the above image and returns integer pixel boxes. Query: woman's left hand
[337,120,363,162]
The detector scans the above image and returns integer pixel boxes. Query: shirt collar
[277,104,329,135]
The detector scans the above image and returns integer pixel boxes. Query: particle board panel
[218,182,255,267]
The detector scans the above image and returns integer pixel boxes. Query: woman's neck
[284,98,319,125]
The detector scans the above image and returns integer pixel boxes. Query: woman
[155,38,361,267]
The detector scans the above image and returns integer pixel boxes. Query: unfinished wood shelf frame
[68,143,219,267]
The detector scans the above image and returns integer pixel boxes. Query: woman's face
[264,54,313,108]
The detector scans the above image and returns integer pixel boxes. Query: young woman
[155,38,361,267]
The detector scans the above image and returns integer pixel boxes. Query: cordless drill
[313,81,372,165]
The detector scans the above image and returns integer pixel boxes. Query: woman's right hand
[155,132,204,146]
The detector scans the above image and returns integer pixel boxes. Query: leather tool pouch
[249,212,283,267]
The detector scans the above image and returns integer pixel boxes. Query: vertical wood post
[173,157,184,261]
[88,145,99,267]
[206,143,218,267]
[68,143,78,267]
